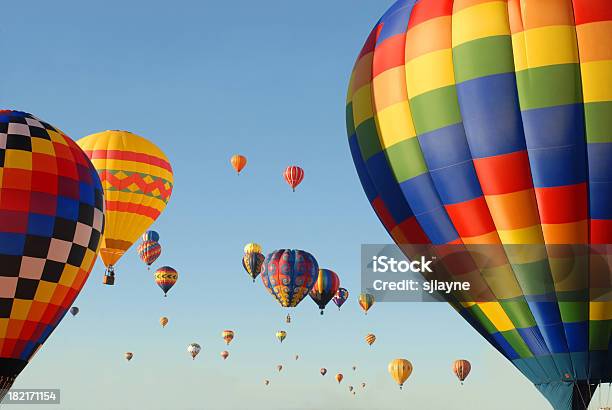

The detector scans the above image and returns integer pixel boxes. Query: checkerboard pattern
[346,1,611,407]
[0,111,104,396]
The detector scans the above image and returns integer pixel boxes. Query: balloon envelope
[138,240,161,266]
[0,111,104,401]
[188,343,201,359]
[336,373,343,383]
[358,293,374,315]
[333,288,349,309]
[276,331,287,343]
[283,166,304,191]
[77,130,173,276]
[231,154,247,174]
[261,249,318,308]
[320,368,327,376]
[388,359,412,389]
[154,266,178,296]
[347,1,612,407]
[70,307,80,317]
[453,360,472,383]
[365,333,376,346]
[125,352,133,361]
[309,268,340,314]
[222,330,235,345]
[160,317,168,328]
[142,230,160,243]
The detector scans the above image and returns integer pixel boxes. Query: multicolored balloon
[347,1,612,407]
[388,359,412,390]
[309,268,340,315]
[231,154,247,175]
[276,331,287,343]
[125,352,134,362]
[188,343,201,360]
[70,307,80,317]
[453,360,472,385]
[365,333,376,347]
[261,249,319,308]
[332,288,349,310]
[77,130,173,285]
[0,111,105,401]
[244,242,262,254]
[222,330,235,345]
[160,317,169,328]
[154,266,178,297]
[142,230,160,243]
[358,293,374,315]
[283,166,304,192]
[137,240,161,269]
[242,251,265,282]
[221,351,229,360]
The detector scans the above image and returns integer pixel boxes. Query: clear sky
[1,1,561,409]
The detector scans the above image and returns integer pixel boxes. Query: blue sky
[2,1,555,408]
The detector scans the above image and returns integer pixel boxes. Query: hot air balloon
[125,352,133,362]
[154,266,178,297]
[361,383,366,389]
[365,333,376,346]
[77,130,173,285]
[188,343,201,360]
[347,1,611,408]
[231,154,247,175]
[242,251,265,282]
[244,243,262,254]
[261,249,319,309]
[264,380,270,386]
[358,293,374,315]
[222,330,235,345]
[221,351,229,360]
[276,331,287,343]
[333,288,349,310]
[160,317,169,328]
[0,111,105,402]
[137,240,161,269]
[309,268,340,315]
[295,354,299,361]
[453,360,472,385]
[320,368,327,376]
[349,386,354,392]
[285,314,291,324]
[352,391,356,396]
[142,230,160,243]
[352,366,357,371]
[277,365,283,372]
[336,373,344,384]
[70,307,80,317]
[388,359,413,390]
[283,166,304,192]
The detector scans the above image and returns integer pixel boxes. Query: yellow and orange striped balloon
[77,130,173,271]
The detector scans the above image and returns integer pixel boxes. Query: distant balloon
[309,268,340,315]
[70,307,80,317]
[358,293,374,315]
[223,330,235,345]
[231,154,247,175]
[320,368,327,376]
[277,364,283,372]
[160,317,169,328]
[388,359,413,390]
[125,352,133,362]
[244,242,262,254]
[333,288,349,310]
[264,380,270,386]
[365,333,376,346]
[453,360,472,385]
[349,386,354,392]
[336,373,344,384]
[361,383,366,389]
[283,166,304,191]
[276,331,287,343]
[77,131,173,285]
[221,351,229,360]
[295,354,299,361]
[188,343,201,360]
[154,266,178,297]
[352,392,356,396]
[142,231,160,243]
[242,252,265,282]
[261,249,318,308]
[352,366,357,371]
[138,240,161,268]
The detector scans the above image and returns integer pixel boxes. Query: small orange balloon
[231,155,247,175]
[336,373,343,383]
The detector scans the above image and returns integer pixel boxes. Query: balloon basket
[102,275,115,286]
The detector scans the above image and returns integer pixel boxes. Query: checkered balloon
[0,111,104,399]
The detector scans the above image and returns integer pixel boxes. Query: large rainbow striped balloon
[77,131,173,280]
[346,1,611,409]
